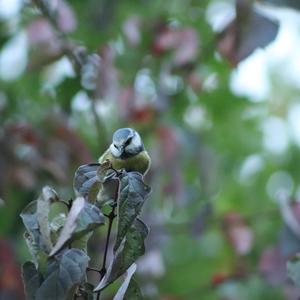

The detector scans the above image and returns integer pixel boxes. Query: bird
[99,127,151,175]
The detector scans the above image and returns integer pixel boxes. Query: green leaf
[37,187,59,251]
[113,264,143,300]
[74,162,118,204]
[20,186,59,254]
[73,163,101,202]
[50,213,67,245]
[287,255,300,288]
[50,197,104,256]
[115,172,151,251]
[121,277,143,300]
[24,231,48,271]
[78,282,95,300]
[97,175,119,208]
[22,261,40,300]
[35,249,89,300]
[94,218,148,292]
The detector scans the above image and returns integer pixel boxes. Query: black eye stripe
[124,137,132,146]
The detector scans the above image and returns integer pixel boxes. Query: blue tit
[99,128,151,175]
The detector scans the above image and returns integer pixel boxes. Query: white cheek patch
[125,134,142,154]
[110,144,121,157]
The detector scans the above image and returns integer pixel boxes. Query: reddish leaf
[0,240,24,299]
[259,246,287,284]
[26,18,57,47]
[223,212,254,255]
[153,27,199,66]
[218,0,279,66]
[56,0,77,33]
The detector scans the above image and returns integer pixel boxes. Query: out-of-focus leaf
[114,172,151,251]
[94,219,148,292]
[279,225,300,258]
[73,163,101,202]
[113,263,143,300]
[259,246,287,284]
[122,16,141,46]
[0,240,25,299]
[218,0,279,66]
[223,212,254,255]
[287,255,300,288]
[56,0,77,33]
[27,18,56,48]
[22,261,40,300]
[35,249,89,300]
[261,0,300,10]
[278,194,300,240]
[50,197,104,256]
[20,186,59,253]
[153,27,199,66]
[80,53,101,91]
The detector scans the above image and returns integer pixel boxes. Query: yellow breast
[99,149,151,175]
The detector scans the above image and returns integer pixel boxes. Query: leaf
[113,264,143,300]
[79,282,95,300]
[94,218,148,292]
[20,186,59,254]
[223,212,254,255]
[287,254,300,288]
[22,261,40,300]
[115,172,151,251]
[277,193,300,240]
[153,27,198,66]
[96,159,114,182]
[50,197,104,256]
[35,249,89,300]
[37,187,59,252]
[73,163,101,202]
[122,277,143,300]
[259,246,286,284]
[24,231,48,273]
[73,162,117,204]
[218,0,279,65]
[97,176,119,208]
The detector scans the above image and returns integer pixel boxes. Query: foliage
[21,162,151,299]
[1,0,300,299]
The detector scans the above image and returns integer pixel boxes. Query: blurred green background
[1,0,300,299]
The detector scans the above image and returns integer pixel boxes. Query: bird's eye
[124,137,132,147]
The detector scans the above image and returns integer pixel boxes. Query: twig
[31,0,83,72]
[86,266,101,274]
[32,0,108,150]
[96,177,120,300]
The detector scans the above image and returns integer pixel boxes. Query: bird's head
[110,128,144,159]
